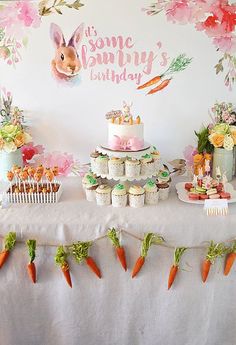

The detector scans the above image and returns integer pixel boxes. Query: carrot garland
[107,228,127,271]
[26,239,36,283]
[202,241,226,283]
[55,245,72,288]
[131,233,164,278]
[0,232,16,269]
[168,247,186,290]
[71,241,101,279]
[224,241,236,276]
[137,53,192,95]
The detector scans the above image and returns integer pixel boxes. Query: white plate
[176,182,236,205]
[93,171,159,181]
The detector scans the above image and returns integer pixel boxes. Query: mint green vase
[0,150,23,181]
[212,148,233,181]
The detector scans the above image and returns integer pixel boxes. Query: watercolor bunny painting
[50,23,84,82]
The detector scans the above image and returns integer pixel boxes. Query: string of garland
[0,229,236,288]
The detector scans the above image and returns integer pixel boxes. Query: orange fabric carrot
[168,247,186,290]
[202,241,226,283]
[26,239,37,283]
[224,242,236,276]
[71,241,102,279]
[131,233,164,278]
[107,228,127,271]
[147,79,171,95]
[0,232,16,269]
[85,256,101,278]
[55,246,72,288]
[137,75,162,90]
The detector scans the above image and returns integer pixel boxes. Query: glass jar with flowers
[0,90,31,180]
[208,102,236,181]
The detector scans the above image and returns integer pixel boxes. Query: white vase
[233,146,236,176]
[0,150,23,181]
[212,148,233,181]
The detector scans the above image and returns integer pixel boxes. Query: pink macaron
[188,193,199,200]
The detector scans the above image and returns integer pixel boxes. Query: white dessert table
[0,176,235,345]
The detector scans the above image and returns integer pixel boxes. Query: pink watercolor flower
[166,0,192,24]
[213,35,236,53]
[183,145,197,167]
[21,142,45,164]
[34,152,75,176]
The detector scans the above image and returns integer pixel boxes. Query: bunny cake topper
[50,22,84,82]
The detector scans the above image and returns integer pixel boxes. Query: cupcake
[95,155,109,175]
[90,151,100,173]
[156,182,170,200]
[144,180,159,205]
[112,184,127,207]
[140,154,155,176]
[125,158,141,177]
[82,172,97,190]
[84,176,99,202]
[158,169,171,184]
[151,148,161,172]
[96,184,111,206]
[128,185,145,208]
[108,157,125,177]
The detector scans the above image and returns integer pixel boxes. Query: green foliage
[141,233,164,257]
[39,0,84,16]
[194,127,214,154]
[107,228,120,248]
[174,247,187,266]
[70,241,92,263]
[206,241,226,264]
[4,232,16,251]
[166,54,192,75]
[55,245,68,266]
[26,240,36,263]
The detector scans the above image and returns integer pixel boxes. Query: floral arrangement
[184,101,236,174]
[0,89,31,153]
[143,0,236,89]
[0,122,32,153]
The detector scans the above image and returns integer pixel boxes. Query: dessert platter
[4,164,62,204]
[83,102,171,207]
[176,168,236,205]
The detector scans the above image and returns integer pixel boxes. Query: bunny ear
[50,23,66,48]
[68,23,84,49]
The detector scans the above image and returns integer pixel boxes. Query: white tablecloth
[0,177,236,345]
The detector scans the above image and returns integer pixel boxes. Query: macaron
[196,186,206,194]
[209,194,220,199]
[220,192,231,200]
[185,183,193,191]
[199,194,209,200]
[188,193,199,200]
[206,188,217,195]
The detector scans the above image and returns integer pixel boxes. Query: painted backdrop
[0,0,235,162]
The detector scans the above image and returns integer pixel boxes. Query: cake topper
[105,110,122,120]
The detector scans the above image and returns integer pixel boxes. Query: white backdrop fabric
[0,177,236,345]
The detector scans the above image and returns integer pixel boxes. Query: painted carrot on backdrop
[71,241,101,278]
[107,228,127,271]
[137,53,192,95]
[224,241,236,276]
[202,241,226,283]
[168,247,186,290]
[0,232,16,269]
[131,233,164,278]
[55,245,72,288]
[26,239,37,283]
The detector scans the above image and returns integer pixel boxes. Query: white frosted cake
[106,102,144,151]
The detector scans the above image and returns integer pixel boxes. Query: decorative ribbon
[109,135,144,151]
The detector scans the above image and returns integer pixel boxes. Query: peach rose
[14,133,25,148]
[209,133,225,148]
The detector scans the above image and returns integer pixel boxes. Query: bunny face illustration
[50,23,84,81]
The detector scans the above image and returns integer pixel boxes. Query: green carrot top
[26,239,36,263]
[165,54,192,75]
[173,247,187,266]
[107,228,120,248]
[4,232,16,251]
[141,233,164,258]
[55,245,69,266]
[71,241,92,263]
[228,240,236,254]
[206,241,226,264]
